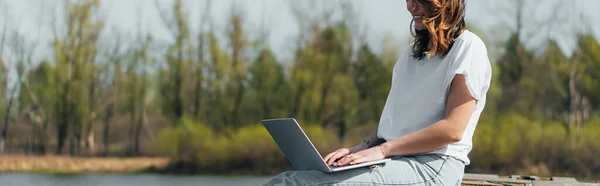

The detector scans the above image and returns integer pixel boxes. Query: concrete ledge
[462,174,600,186]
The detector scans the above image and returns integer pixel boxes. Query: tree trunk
[317,75,334,124]
[2,98,13,153]
[134,73,146,156]
[193,33,205,120]
[173,33,185,126]
[261,95,270,120]
[86,71,97,153]
[134,108,145,156]
[128,97,136,156]
[174,72,183,125]
[38,119,49,155]
[291,83,305,117]
[232,82,245,126]
[103,104,113,157]
[568,62,579,134]
[193,76,202,119]
[56,81,70,155]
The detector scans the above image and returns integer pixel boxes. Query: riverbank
[0,155,170,174]
[0,155,285,175]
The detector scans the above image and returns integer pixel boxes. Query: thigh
[264,154,465,186]
[264,166,385,186]
[377,154,465,186]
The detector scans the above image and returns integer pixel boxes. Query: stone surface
[462,174,600,186]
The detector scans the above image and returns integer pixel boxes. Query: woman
[265,0,491,185]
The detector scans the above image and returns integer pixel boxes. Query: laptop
[261,118,391,173]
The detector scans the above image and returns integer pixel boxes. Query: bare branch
[259,0,270,42]
[108,30,125,64]
[52,0,66,42]
[199,0,212,33]
[153,0,176,36]
[544,0,572,40]
[0,22,7,58]
[20,79,47,120]
[484,1,516,32]
[137,1,145,43]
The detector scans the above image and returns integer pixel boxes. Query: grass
[0,155,169,174]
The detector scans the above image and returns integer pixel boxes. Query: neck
[415,29,429,37]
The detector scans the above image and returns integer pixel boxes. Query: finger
[350,156,367,165]
[336,157,347,166]
[325,154,334,166]
[329,152,347,166]
[345,154,362,166]
[324,152,335,164]
[326,151,341,166]
[335,155,348,166]
[338,154,357,166]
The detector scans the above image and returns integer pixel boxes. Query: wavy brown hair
[411,0,467,60]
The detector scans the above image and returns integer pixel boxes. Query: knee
[264,170,323,186]
[264,171,298,186]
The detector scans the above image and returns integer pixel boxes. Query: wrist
[350,144,366,153]
[379,143,389,157]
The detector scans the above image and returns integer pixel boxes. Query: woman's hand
[323,148,351,166]
[335,146,385,166]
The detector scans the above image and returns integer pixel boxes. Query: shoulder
[447,30,492,77]
[453,30,487,53]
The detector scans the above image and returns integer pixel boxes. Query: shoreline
[0,155,170,175]
[1,155,597,184]
[0,155,283,176]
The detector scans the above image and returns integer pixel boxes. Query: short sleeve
[449,36,492,101]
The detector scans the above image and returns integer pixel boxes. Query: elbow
[442,120,465,143]
[447,133,463,143]
[445,128,465,142]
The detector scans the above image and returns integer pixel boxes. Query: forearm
[380,119,461,156]
[349,128,384,153]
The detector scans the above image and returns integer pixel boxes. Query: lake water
[0,173,272,186]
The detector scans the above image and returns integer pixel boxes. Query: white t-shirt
[377,30,492,165]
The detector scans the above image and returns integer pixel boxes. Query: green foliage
[353,45,392,124]
[49,0,104,154]
[247,49,288,120]
[155,120,338,174]
[470,114,600,177]
[575,34,600,107]
[156,118,214,161]
[1,0,599,177]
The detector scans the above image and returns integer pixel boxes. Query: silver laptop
[262,118,391,172]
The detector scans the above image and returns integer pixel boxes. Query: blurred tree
[102,34,126,156]
[0,28,15,152]
[0,5,8,153]
[496,33,532,114]
[352,44,390,125]
[205,30,230,130]
[192,0,212,120]
[52,0,103,154]
[156,0,189,126]
[124,48,139,156]
[248,48,287,120]
[538,41,570,120]
[313,23,354,126]
[20,60,57,154]
[572,34,600,127]
[226,10,250,127]
[133,35,152,156]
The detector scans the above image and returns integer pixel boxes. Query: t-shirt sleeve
[449,37,492,101]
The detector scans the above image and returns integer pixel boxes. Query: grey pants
[264,154,465,186]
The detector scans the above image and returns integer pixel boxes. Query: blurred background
[0,0,599,185]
